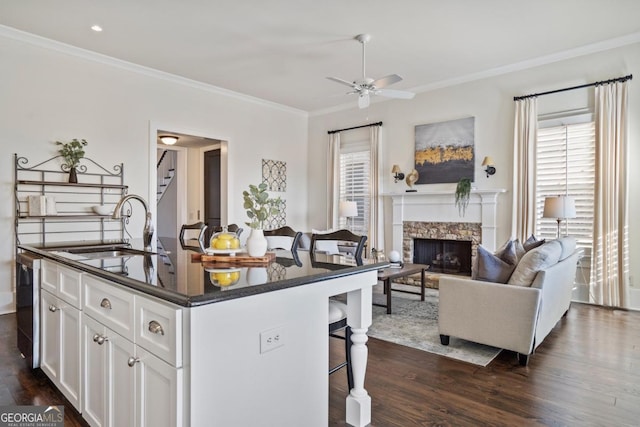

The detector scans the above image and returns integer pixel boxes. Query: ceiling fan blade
[376,88,415,99]
[372,74,403,89]
[327,76,359,89]
[358,93,370,109]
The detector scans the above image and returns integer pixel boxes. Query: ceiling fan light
[358,93,370,109]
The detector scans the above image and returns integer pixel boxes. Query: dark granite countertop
[18,241,386,308]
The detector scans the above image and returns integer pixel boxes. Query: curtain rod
[513,74,632,101]
[327,121,382,135]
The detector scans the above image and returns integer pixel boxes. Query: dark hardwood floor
[2,302,638,426]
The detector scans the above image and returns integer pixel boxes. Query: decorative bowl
[209,229,241,251]
[92,205,113,216]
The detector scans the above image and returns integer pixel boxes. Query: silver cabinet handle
[100,298,112,310]
[148,320,165,336]
[93,334,108,345]
[127,356,140,367]
[48,305,58,312]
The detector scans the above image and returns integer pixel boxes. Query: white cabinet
[82,314,136,427]
[40,260,83,412]
[80,272,185,427]
[41,289,82,411]
[40,259,185,426]
[135,346,184,427]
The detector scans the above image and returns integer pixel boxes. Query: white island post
[186,268,376,427]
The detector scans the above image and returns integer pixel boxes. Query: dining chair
[310,229,367,259]
[311,229,367,391]
[179,222,208,251]
[263,226,302,251]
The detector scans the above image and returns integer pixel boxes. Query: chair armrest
[439,277,541,355]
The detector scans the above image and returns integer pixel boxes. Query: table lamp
[339,201,358,231]
[543,195,576,238]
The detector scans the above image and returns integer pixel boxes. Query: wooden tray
[192,251,275,265]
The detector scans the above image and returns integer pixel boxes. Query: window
[535,120,595,256]
[339,140,370,236]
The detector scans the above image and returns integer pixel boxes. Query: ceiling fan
[327,34,415,109]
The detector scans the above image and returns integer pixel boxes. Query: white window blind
[535,121,595,253]
[339,141,370,235]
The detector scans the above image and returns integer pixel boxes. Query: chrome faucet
[112,194,154,252]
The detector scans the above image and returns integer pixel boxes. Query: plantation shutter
[339,140,370,236]
[535,121,595,253]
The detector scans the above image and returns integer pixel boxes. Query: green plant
[455,178,472,217]
[243,183,283,229]
[56,138,88,168]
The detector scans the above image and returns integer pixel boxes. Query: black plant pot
[68,167,78,184]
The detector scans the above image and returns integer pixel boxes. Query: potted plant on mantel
[455,177,472,217]
[243,182,283,257]
[56,138,88,183]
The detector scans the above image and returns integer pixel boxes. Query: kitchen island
[20,242,382,427]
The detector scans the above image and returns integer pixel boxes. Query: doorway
[150,127,228,246]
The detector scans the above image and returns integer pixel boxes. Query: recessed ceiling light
[91,25,103,32]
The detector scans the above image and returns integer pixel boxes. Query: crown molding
[0,24,308,118]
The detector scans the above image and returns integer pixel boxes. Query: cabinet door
[136,347,183,427]
[59,301,82,411]
[40,290,60,381]
[109,332,136,427]
[83,315,107,427]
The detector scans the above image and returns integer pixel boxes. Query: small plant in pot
[243,183,283,256]
[56,138,88,183]
[455,177,472,217]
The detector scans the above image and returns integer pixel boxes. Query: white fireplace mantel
[384,188,507,252]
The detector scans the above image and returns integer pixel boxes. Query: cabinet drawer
[41,260,82,309]
[41,260,58,294]
[58,264,83,309]
[135,296,182,367]
[84,276,135,341]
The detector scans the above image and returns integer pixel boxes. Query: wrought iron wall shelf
[14,154,128,250]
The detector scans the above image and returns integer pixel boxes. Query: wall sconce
[391,164,405,183]
[482,156,496,178]
[160,135,179,145]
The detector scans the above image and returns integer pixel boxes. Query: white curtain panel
[368,126,383,252]
[591,80,630,307]
[327,133,341,229]
[512,97,538,241]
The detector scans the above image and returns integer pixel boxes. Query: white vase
[246,228,268,257]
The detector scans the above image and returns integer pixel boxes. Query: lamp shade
[391,164,402,174]
[339,201,358,218]
[481,156,494,166]
[543,195,576,219]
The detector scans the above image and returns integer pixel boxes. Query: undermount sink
[66,247,152,259]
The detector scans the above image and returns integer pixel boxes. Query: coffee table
[374,263,429,314]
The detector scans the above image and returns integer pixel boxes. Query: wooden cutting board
[191,251,276,264]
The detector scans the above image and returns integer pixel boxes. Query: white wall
[308,42,640,308]
[0,30,309,313]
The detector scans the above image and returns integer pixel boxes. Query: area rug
[368,287,501,366]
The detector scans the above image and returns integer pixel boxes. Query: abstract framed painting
[414,117,475,184]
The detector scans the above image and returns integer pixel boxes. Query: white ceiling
[2,0,640,113]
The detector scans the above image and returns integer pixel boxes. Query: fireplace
[413,238,472,275]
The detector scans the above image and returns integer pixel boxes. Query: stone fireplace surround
[387,189,506,286]
[405,222,481,275]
